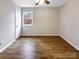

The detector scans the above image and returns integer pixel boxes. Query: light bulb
[39,0,44,5]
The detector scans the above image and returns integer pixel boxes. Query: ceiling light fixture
[35,0,50,5]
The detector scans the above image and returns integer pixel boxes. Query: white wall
[0,0,20,52]
[60,0,79,50]
[21,7,59,36]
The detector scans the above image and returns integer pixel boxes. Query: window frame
[22,12,33,26]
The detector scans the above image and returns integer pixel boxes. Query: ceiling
[12,0,69,7]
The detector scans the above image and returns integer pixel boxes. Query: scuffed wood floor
[0,36,79,59]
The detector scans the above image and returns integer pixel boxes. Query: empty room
[0,0,79,59]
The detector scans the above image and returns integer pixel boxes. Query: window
[23,12,33,26]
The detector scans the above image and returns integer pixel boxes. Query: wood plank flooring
[0,36,79,59]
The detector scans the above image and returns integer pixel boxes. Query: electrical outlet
[0,41,4,45]
[0,42,2,45]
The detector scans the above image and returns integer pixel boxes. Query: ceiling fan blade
[35,0,40,5]
[35,2,39,5]
[45,0,50,4]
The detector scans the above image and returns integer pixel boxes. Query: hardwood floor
[0,36,79,59]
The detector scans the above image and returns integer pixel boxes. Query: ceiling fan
[35,0,50,5]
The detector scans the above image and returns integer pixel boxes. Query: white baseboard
[21,34,59,36]
[0,40,16,53]
[59,34,79,51]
